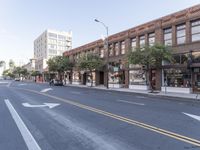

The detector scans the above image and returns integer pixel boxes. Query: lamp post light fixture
[94,19,109,89]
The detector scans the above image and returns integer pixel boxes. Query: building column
[186,21,191,44]
[172,25,176,46]
[125,38,131,53]
[155,28,163,44]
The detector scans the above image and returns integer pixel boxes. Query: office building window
[139,35,145,48]
[48,44,57,49]
[191,20,200,42]
[164,28,172,46]
[131,38,137,51]
[48,33,57,38]
[176,24,186,45]
[100,48,104,58]
[58,35,66,41]
[49,49,57,54]
[109,44,114,56]
[148,33,155,46]
[114,43,119,56]
[121,41,125,54]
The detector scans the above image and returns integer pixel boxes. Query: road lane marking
[183,112,200,122]
[15,88,200,147]
[40,88,53,93]
[22,102,60,109]
[4,99,41,150]
[7,81,12,87]
[117,100,145,106]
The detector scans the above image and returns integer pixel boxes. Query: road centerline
[4,99,41,150]
[117,99,145,106]
[14,87,200,147]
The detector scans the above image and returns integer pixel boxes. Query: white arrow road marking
[0,81,9,84]
[117,100,145,106]
[40,88,53,93]
[183,112,200,122]
[18,83,27,86]
[22,102,60,109]
[4,99,41,150]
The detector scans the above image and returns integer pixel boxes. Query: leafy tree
[47,56,74,80]
[0,61,5,67]
[31,71,41,77]
[77,53,104,87]
[20,68,28,77]
[128,44,172,91]
[9,60,15,69]
[3,69,15,78]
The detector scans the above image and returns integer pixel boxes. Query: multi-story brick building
[64,4,200,94]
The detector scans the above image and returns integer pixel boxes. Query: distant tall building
[34,29,72,73]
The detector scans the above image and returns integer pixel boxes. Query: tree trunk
[90,71,93,87]
[148,68,153,93]
[70,70,73,84]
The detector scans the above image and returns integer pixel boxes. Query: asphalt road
[0,80,200,150]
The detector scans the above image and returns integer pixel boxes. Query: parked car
[14,78,20,81]
[52,79,63,86]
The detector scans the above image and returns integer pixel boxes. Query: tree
[77,53,104,87]
[3,69,15,78]
[9,60,15,69]
[0,61,5,67]
[128,44,172,92]
[31,71,41,77]
[47,56,74,80]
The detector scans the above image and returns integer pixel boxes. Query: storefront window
[173,53,188,65]
[192,52,200,63]
[108,62,125,84]
[163,69,191,88]
[87,72,96,83]
[129,70,146,85]
[73,72,81,82]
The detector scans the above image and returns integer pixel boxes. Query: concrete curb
[63,84,200,103]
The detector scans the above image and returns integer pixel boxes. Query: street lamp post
[95,19,109,89]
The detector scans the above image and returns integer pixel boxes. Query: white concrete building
[34,29,72,73]
[22,58,36,72]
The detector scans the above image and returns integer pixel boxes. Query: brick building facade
[64,4,200,94]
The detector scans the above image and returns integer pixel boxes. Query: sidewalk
[64,84,200,101]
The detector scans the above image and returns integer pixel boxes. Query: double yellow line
[20,88,200,147]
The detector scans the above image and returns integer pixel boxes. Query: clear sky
[0,0,200,65]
